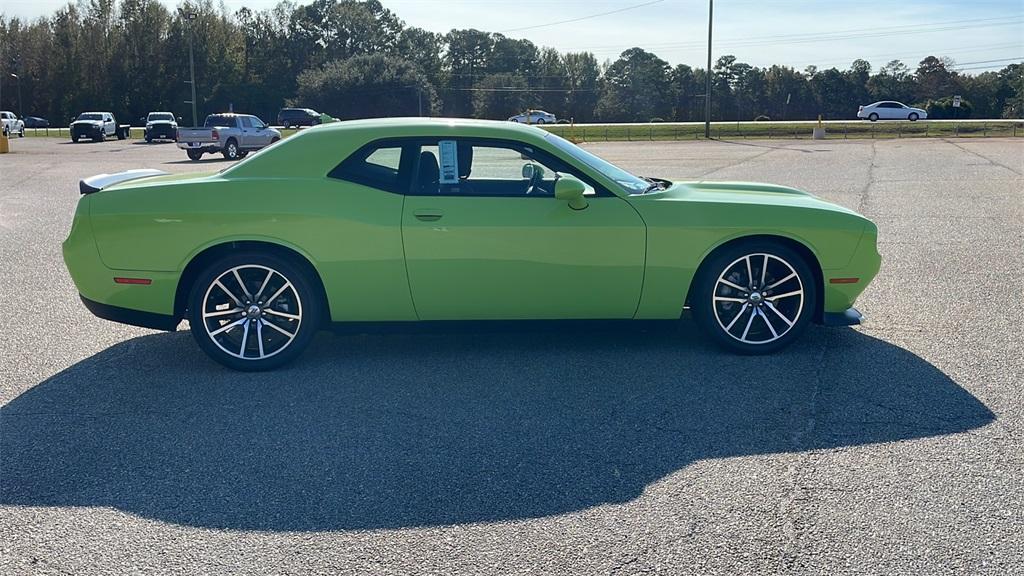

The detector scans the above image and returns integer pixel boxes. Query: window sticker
[438,140,459,184]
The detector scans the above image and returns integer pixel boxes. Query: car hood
[640,180,861,216]
[147,121,177,126]
[72,120,104,127]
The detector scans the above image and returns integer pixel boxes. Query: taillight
[212,129,219,140]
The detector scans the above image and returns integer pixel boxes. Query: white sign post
[952,95,962,108]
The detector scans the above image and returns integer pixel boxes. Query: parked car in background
[70,112,128,142]
[177,113,281,161]
[508,110,557,124]
[278,108,321,128]
[1,111,25,137]
[857,101,927,121]
[65,117,880,370]
[143,111,179,142]
[23,116,49,128]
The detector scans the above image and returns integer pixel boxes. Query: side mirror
[554,177,588,210]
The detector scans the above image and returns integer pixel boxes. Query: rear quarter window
[329,144,409,194]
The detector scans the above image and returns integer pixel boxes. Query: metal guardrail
[19,120,1024,141]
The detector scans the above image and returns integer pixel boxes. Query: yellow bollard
[0,131,9,153]
[812,114,826,140]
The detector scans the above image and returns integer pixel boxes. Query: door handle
[413,210,443,222]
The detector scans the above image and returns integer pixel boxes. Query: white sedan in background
[508,110,557,124]
[858,101,927,121]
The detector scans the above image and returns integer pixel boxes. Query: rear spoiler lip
[79,169,170,195]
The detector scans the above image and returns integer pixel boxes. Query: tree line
[1,0,1021,125]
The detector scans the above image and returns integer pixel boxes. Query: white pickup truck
[176,113,281,161]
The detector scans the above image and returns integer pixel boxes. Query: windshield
[78,113,103,121]
[544,132,649,194]
[148,113,174,122]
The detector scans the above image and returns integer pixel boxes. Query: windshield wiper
[641,177,665,194]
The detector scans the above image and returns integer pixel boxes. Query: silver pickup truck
[177,113,281,161]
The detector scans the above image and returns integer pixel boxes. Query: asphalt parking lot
[1,136,1022,574]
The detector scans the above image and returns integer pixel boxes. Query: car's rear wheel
[536,118,546,124]
[187,252,322,371]
[186,149,203,161]
[868,113,879,122]
[222,138,240,160]
[908,112,919,121]
[692,241,817,354]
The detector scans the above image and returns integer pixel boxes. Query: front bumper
[145,124,177,140]
[822,307,863,326]
[71,124,103,139]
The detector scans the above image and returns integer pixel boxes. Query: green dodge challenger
[63,118,880,370]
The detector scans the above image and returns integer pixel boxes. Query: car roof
[223,117,553,179]
[148,111,174,115]
[310,116,550,139]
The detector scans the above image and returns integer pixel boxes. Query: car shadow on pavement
[0,324,994,532]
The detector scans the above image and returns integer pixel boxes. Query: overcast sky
[3,0,1022,72]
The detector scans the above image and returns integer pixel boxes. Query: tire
[271,137,280,144]
[96,131,105,142]
[145,134,152,143]
[222,138,240,160]
[536,118,546,124]
[691,241,817,354]
[186,149,203,161]
[17,127,24,137]
[510,119,520,123]
[868,113,879,122]
[908,112,919,121]
[187,252,323,371]
[71,134,79,143]
[116,128,126,140]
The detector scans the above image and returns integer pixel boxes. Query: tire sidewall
[186,252,323,371]
[868,113,878,121]
[692,241,817,354]
[223,139,239,159]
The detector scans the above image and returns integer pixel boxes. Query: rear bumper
[81,295,179,331]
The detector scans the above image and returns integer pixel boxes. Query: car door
[104,114,115,135]
[249,116,273,146]
[880,103,899,119]
[237,116,255,148]
[401,137,647,320]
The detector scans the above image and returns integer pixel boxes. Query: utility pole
[180,9,198,126]
[10,74,22,118]
[704,0,713,139]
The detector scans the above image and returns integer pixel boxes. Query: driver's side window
[415,140,595,198]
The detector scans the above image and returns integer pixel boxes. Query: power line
[577,16,1024,54]
[497,0,665,34]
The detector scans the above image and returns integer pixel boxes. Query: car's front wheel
[908,112,919,121]
[692,241,817,354]
[187,252,322,371]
